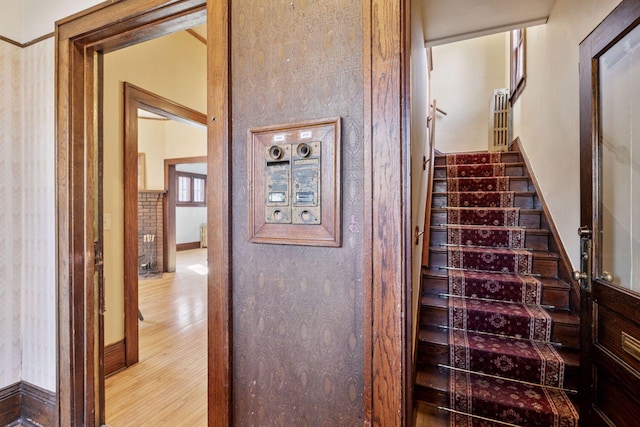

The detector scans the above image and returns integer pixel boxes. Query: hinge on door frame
[572,226,593,292]
[95,242,106,314]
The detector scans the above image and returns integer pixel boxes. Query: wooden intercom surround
[248,117,341,247]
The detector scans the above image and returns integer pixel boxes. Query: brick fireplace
[138,190,165,277]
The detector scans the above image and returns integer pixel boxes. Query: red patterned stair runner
[444,152,578,426]
[448,191,515,208]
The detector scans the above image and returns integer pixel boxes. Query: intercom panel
[291,142,321,225]
[264,144,292,224]
[248,117,341,247]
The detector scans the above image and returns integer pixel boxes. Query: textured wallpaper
[232,1,365,424]
[0,38,56,392]
[20,38,56,391]
[0,40,23,389]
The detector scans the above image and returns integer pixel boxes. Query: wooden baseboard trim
[0,383,21,426]
[176,241,201,251]
[105,339,127,377]
[20,382,55,427]
[0,382,55,427]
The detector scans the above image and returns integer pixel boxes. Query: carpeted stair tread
[448,297,552,341]
[446,207,521,227]
[420,295,579,330]
[433,175,532,193]
[418,326,580,370]
[450,329,565,387]
[447,246,534,274]
[447,176,510,192]
[450,371,579,427]
[448,269,542,305]
[447,191,516,208]
[445,152,503,165]
[447,225,526,248]
[414,365,580,423]
[446,162,507,178]
[435,151,521,165]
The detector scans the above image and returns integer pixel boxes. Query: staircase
[415,150,580,426]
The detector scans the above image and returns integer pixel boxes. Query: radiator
[200,223,207,248]
[489,88,510,152]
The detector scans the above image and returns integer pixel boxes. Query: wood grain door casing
[123,83,207,368]
[56,0,410,425]
[55,2,215,426]
[578,1,640,425]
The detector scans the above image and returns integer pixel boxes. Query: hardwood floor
[105,249,207,426]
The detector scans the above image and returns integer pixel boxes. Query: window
[176,172,206,206]
[510,28,526,104]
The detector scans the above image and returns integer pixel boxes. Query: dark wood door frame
[123,83,207,367]
[56,0,408,425]
[578,1,640,424]
[55,1,230,426]
[164,156,208,269]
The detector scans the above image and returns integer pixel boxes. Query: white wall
[431,33,507,153]
[0,0,105,393]
[0,37,56,392]
[0,0,103,43]
[176,207,207,244]
[410,0,430,357]
[138,119,208,246]
[512,0,622,267]
[0,41,24,389]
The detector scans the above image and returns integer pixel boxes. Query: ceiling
[422,0,557,46]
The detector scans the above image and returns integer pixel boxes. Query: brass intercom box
[248,117,341,247]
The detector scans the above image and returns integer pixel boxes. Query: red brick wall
[138,191,165,274]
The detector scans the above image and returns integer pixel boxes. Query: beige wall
[103,31,206,345]
[410,0,430,358]
[512,0,622,267]
[138,119,206,191]
[431,33,507,153]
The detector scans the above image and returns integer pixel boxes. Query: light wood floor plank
[105,249,207,426]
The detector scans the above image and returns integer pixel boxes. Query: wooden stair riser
[414,367,580,413]
[419,302,578,348]
[434,164,526,179]
[428,227,550,251]
[430,209,541,229]
[427,249,558,278]
[415,340,580,391]
[433,152,522,166]
[421,274,570,309]
[432,192,539,210]
[433,177,533,193]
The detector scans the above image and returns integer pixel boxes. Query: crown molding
[0,32,54,48]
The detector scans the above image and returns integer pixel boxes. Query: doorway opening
[102,34,207,424]
[55,2,231,425]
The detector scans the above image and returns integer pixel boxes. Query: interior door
[578,1,640,425]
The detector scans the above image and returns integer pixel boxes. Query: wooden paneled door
[578,1,640,425]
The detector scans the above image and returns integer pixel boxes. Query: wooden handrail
[421,100,438,267]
